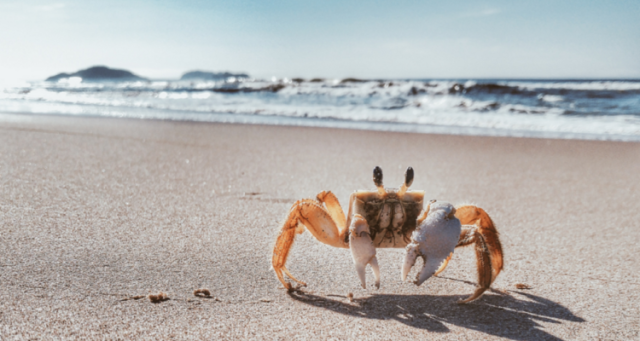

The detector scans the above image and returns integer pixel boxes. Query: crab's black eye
[405,167,414,187]
[373,166,383,187]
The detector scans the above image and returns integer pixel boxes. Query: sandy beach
[1,112,639,340]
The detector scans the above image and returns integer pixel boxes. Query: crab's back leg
[456,206,503,281]
[454,205,504,304]
[282,267,306,286]
[272,199,347,290]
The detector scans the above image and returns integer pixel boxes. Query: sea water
[1,77,639,141]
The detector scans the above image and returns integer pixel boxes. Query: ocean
[1,77,639,141]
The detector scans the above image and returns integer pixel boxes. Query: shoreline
[2,109,640,143]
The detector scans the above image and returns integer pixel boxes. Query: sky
[0,0,639,82]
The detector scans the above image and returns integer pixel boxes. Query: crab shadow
[287,284,584,341]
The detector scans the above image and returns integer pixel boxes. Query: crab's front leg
[272,195,348,290]
[349,214,380,289]
[316,191,347,230]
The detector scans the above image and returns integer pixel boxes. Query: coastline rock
[180,71,249,81]
[46,66,147,82]
[340,78,367,84]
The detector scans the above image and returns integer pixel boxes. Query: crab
[272,167,504,303]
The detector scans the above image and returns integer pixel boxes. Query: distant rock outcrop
[46,66,147,82]
[340,78,367,84]
[180,70,249,81]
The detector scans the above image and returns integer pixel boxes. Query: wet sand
[1,112,639,340]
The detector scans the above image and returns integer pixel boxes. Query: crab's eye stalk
[373,166,386,196]
[405,167,414,187]
[397,166,414,197]
[373,166,383,187]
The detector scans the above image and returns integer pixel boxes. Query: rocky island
[46,66,147,82]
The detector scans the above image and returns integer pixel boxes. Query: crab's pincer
[402,201,461,286]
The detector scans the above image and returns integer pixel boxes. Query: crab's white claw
[404,245,448,286]
[349,214,378,289]
[403,201,461,286]
[415,258,447,286]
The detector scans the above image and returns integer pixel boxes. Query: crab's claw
[403,245,450,285]
[401,244,419,281]
[349,215,380,289]
[402,201,461,286]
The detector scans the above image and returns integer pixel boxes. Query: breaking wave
[1,78,639,141]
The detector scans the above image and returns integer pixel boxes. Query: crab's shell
[352,190,425,248]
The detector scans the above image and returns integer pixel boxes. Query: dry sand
[0,113,639,340]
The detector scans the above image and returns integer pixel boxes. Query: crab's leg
[453,205,504,304]
[456,226,476,247]
[349,214,380,289]
[272,199,347,290]
[369,256,381,289]
[282,266,306,287]
[316,191,347,230]
[416,199,435,225]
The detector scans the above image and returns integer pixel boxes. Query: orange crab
[272,167,503,303]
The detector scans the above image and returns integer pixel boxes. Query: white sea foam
[1,78,639,141]
[538,94,564,103]
[505,81,640,91]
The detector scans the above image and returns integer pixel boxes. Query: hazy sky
[1,0,639,82]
